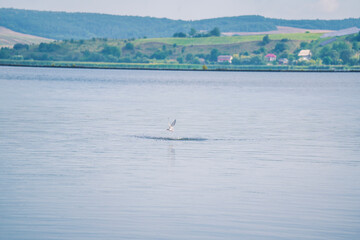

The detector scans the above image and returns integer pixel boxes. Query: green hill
[1,31,359,69]
[1,8,360,40]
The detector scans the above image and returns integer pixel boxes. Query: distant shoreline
[1,60,359,73]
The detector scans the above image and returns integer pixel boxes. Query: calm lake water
[1,66,360,240]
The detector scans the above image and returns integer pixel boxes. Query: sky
[0,0,359,20]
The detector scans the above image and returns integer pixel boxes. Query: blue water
[1,66,360,240]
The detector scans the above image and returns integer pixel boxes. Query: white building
[278,58,289,65]
[298,50,312,61]
[217,55,233,63]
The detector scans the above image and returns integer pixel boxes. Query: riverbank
[1,59,360,72]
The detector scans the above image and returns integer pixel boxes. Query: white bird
[167,119,176,132]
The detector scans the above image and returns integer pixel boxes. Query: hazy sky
[1,0,359,20]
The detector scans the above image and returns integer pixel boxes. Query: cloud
[318,0,339,12]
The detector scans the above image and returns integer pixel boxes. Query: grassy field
[135,33,323,46]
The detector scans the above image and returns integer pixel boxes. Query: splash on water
[132,135,208,142]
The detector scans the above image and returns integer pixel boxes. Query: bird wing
[171,119,176,127]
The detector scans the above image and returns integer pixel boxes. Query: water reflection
[167,144,176,165]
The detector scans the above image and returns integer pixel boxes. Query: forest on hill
[1,8,360,40]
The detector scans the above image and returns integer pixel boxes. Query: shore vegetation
[1,31,359,71]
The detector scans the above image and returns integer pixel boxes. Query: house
[278,58,289,65]
[217,55,233,63]
[265,54,277,62]
[298,50,312,61]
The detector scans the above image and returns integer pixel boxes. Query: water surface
[1,66,360,240]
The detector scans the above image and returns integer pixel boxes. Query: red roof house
[265,54,277,62]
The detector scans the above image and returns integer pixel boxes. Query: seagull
[167,119,176,132]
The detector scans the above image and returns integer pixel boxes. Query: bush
[332,42,350,51]
[300,42,309,48]
[151,50,169,60]
[249,56,264,65]
[209,27,221,37]
[232,57,241,65]
[101,45,121,57]
[356,32,360,41]
[38,43,61,52]
[173,32,187,38]
[279,52,289,59]
[0,48,13,59]
[353,42,359,51]
[186,53,194,62]
[13,43,29,50]
[30,53,50,60]
[124,42,135,51]
[177,56,184,63]
[274,42,288,53]
[210,49,220,62]
[261,35,270,45]
[340,49,354,64]
[241,51,249,56]
[83,52,106,62]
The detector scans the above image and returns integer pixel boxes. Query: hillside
[1,8,360,40]
[0,26,52,47]
[1,31,359,68]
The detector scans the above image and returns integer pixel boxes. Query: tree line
[1,8,360,40]
[173,27,221,38]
